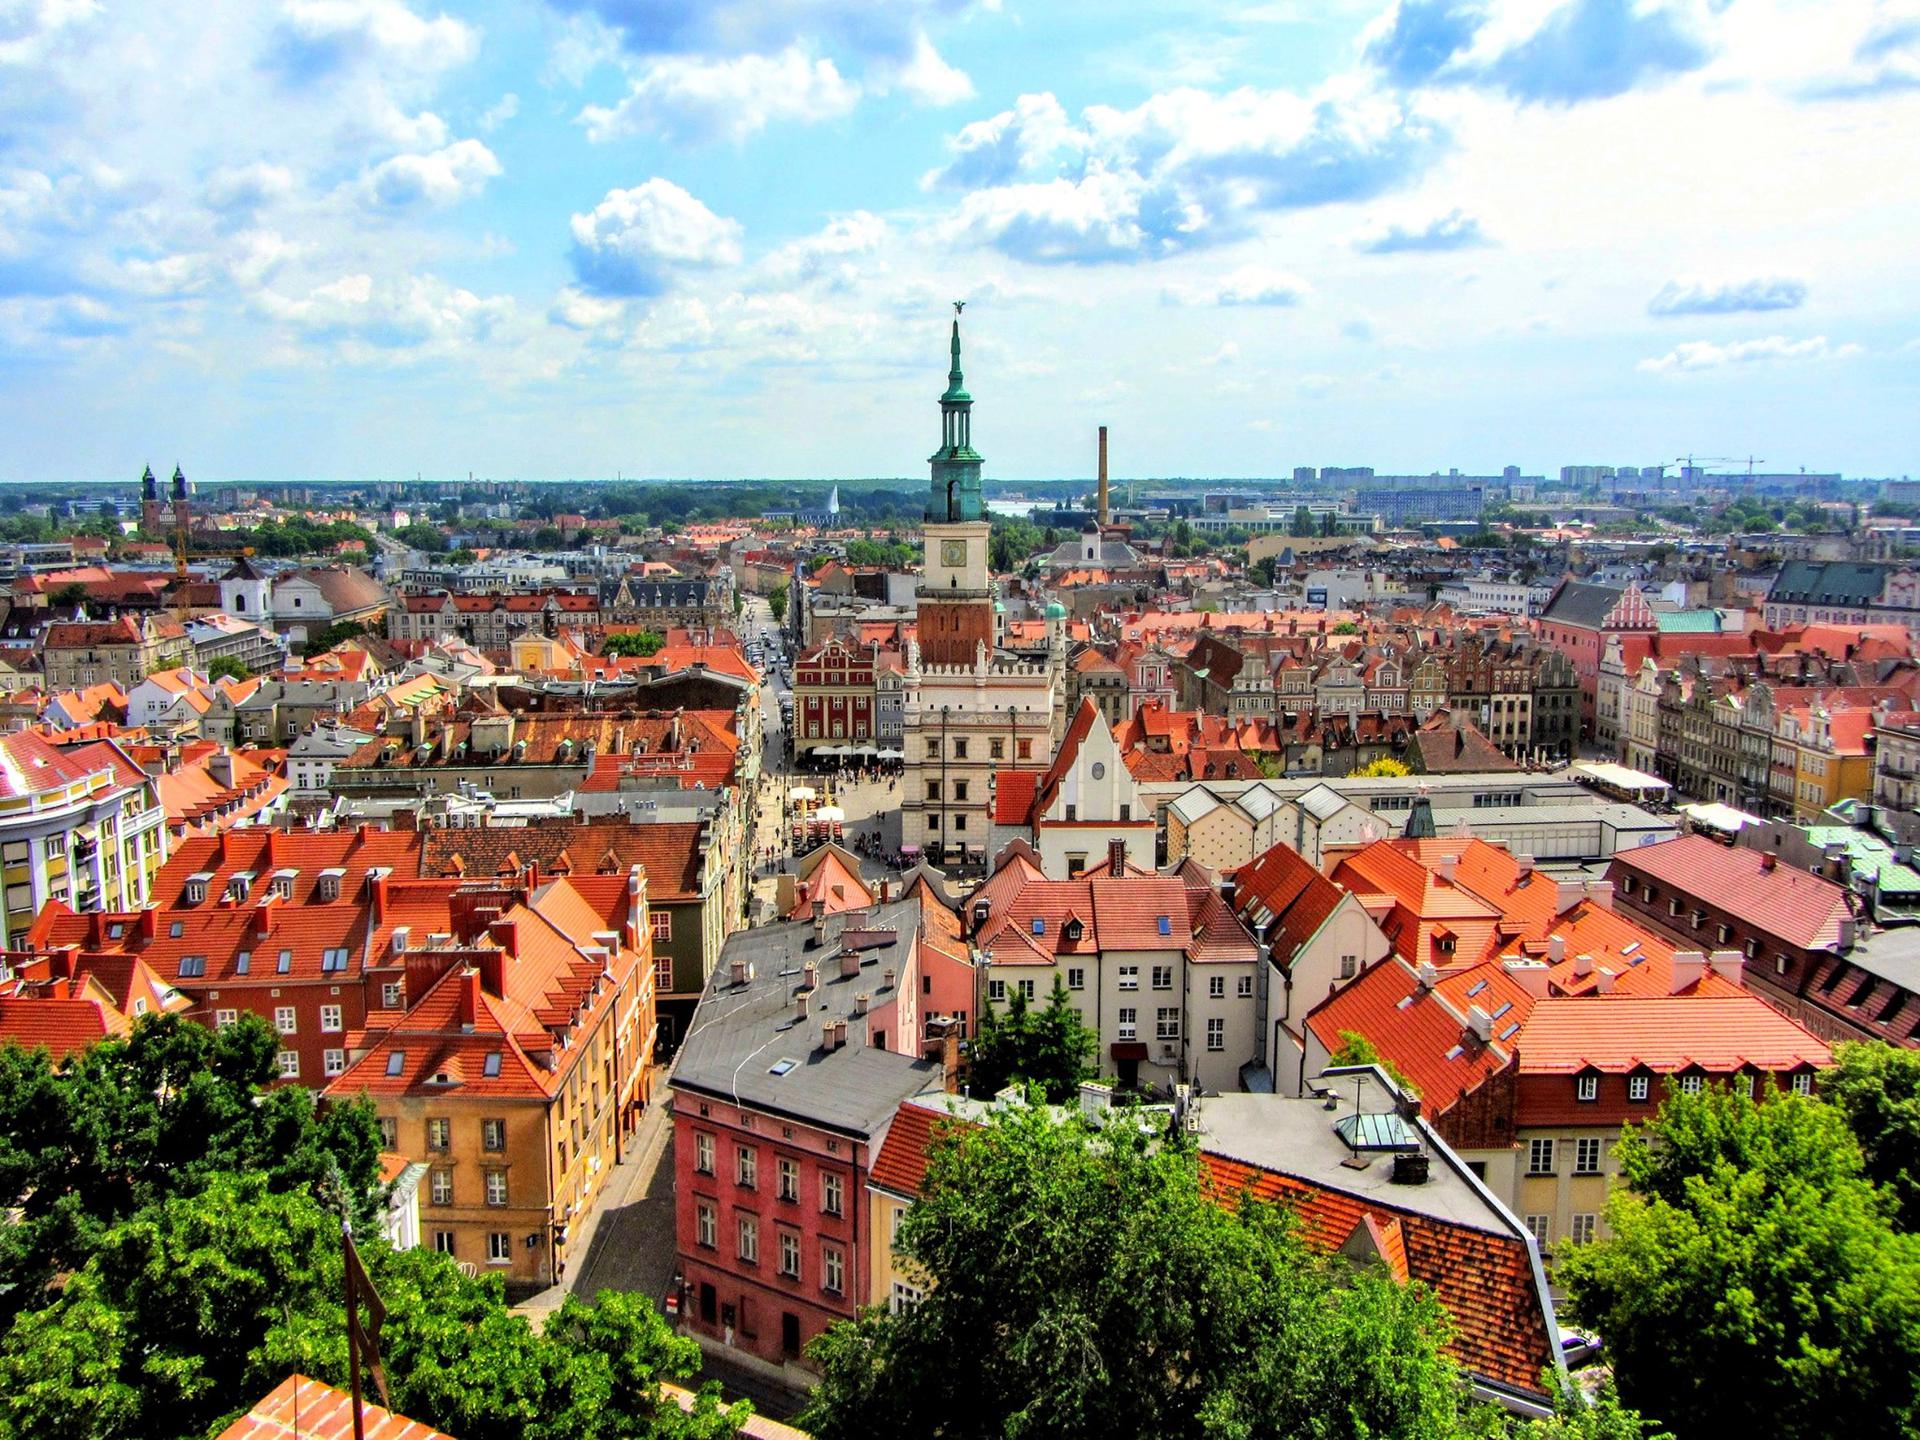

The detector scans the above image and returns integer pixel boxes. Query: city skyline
[2,0,1917,482]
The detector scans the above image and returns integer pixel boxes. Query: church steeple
[927,302,983,523]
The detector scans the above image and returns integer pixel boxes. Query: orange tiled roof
[215,1375,453,1440]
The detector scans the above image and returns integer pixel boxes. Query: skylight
[277,949,292,974]
[1466,979,1488,997]
[385,1052,405,1076]
[769,1059,797,1076]
[1031,918,1045,936]
[1157,915,1172,936]
[483,1052,502,1078]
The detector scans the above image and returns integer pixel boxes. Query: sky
[1,0,1917,484]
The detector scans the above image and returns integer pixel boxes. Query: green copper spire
[927,302,983,523]
[943,315,969,403]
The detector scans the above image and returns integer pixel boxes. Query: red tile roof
[1305,957,1511,1112]
[1199,1153,1554,1397]
[1232,843,1349,968]
[214,1375,453,1440]
[0,994,131,1058]
[1608,834,1851,951]
[990,771,1039,826]
[1516,990,1830,1075]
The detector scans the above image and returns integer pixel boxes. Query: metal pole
[344,1220,365,1440]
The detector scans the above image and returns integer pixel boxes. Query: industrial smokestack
[1097,425,1110,527]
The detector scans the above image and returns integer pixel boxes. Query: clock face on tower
[941,539,967,567]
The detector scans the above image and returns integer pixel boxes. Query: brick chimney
[489,917,519,958]
[1108,838,1127,875]
[460,967,481,1027]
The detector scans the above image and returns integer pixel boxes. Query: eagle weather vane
[953,300,965,315]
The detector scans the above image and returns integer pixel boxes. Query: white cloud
[569,178,742,296]
[1647,274,1808,315]
[269,0,477,83]
[578,46,858,144]
[880,33,974,105]
[1163,264,1312,306]
[549,285,627,331]
[359,138,500,208]
[933,85,1446,262]
[202,162,297,214]
[256,269,513,357]
[753,211,887,289]
[478,92,519,131]
[1638,334,1860,371]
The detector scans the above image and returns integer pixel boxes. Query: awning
[877,748,904,760]
[1109,1042,1149,1061]
[899,844,921,856]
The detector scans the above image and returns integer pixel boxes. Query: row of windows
[988,970,1255,1000]
[695,1203,846,1294]
[431,1229,517,1265]
[1527,1137,1607,1177]
[427,1167,512,1207]
[1523,1213,1599,1247]
[692,1135,846,1214]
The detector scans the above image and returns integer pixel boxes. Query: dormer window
[184,874,211,905]
[1576,1074,1599,1102]
[1064,918,1084,943]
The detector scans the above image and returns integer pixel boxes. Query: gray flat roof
[1843,926,1920,989]
[1195,1090,1506,1234]
[670,899,941,1137]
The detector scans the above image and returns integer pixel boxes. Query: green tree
[767,582,788,624]
[603,630,664,658]
[448,547,479,565]
[1348,757,1412,779]
[1557,1084,1920,1440]
[207,655,250,682]
[966,978,1097,1103]
[50,581,89,609]
[989,517,1046,572]
[1822,1040,1920,1231]
[533,525,566,548]
[0,1014,383,1324]
[394,523,449,553]
[0,1176,746,1440]
[801,1102,1468,1440]
[299,619,370,659]
[1290,505,1315,537]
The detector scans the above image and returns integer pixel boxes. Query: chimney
[1554,879,1586,915]
[1584,880,1614,911]
[1415,960,1438,991]
[1838,917,1856,950]
[490,918,519,958]
[1709,949,1745,986]
[1466,1005,1493,1043]
[820,1018,836,1053]
[1594,968,1616,994]
[369,868,390,923]
[1515,853,1535,882]
[1435,853,1457,884]
[1502,959,1552,998]
[1760,852,1778,873]
[1547,934,1566,964]
[812,905,827,949]
[208,749,234,790]
[1573,952,1594,978]
[839,947,861,979]
[1108,837,1127,875]
[1097,425,1110,528]
[1671,950,1706,993]
[391,925,410,955]
[459,967,481,1027]
[942,1026,961,1094]
[832,1018,847,1050]
[794,992,810,1024]
[802,959,819,991]
[853,992,869,1016]
[882,966,896,990]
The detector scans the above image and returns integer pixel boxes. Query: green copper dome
[1045,601,1068,621]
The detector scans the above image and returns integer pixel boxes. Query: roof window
[169,921,184,939]
[177,955,206,979]
[321,947,349,973]
[385,1052,405,1076]
[277,949,293,974]
[1031,918,1045,936]
[484,1052,502,1078]
[1157,915,1172,937]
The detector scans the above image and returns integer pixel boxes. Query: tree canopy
[965,978,1097,1103]
[767,582,788,623]
[1557,1078,1920,1440]
[1348,757,1412,778]
[206,654,251,682]
[802,1102,1477,1440]
[603,630,664,658]
[1822,1039,1920,1230]
[0,1015,744,1440]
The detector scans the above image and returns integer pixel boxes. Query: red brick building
[669,900,941,1367]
